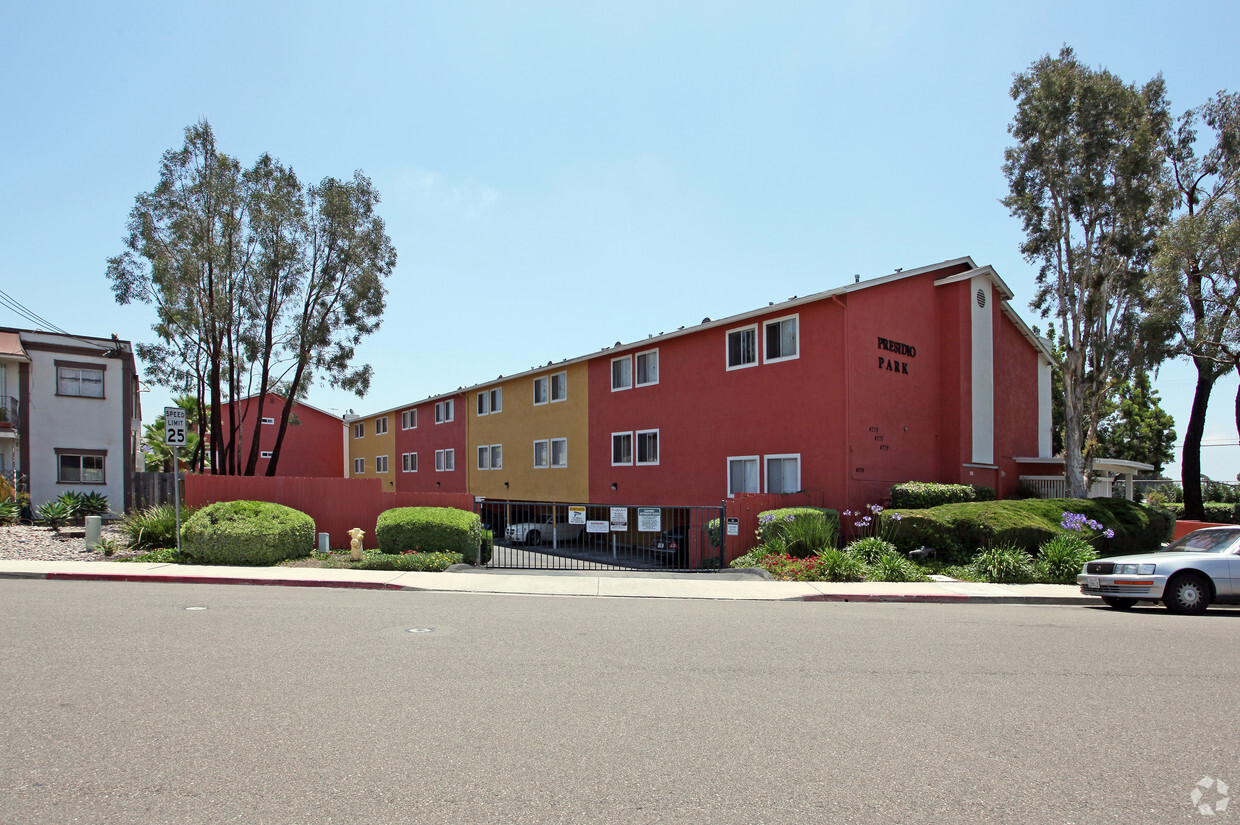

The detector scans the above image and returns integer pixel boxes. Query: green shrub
[1036,534,1097,584]
[755,508,840,553]
[814,548,868,581]
[78,491,111,518]
[0,499,19,525]
[889,482,995,509]
[869,551,930,582]
[884,498,1172,562]
[969,544,1037,584]
[845,537,896,564]
[1162,502,1240,524]
[181,500,315,566]
[728,547,772,569]
[36,500,72,531]
[350,552,461,572]
[119,504,197,550]
[375,506,482,556]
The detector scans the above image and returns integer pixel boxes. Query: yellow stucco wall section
[467,363,589,501]
[345,411,397,491]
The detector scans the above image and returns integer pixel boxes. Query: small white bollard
[85,515,102,551]
[318,532,330,554]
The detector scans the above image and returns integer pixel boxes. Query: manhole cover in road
[406,627,436,633]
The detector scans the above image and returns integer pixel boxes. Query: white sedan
[504,516,585,546]
[1078,526,1240,613]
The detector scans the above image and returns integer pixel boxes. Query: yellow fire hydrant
[348,527,365,561]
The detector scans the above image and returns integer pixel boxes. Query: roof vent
[702,317,711,324]
[854,274,860,283]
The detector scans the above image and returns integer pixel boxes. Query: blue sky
[2,1,1238,481]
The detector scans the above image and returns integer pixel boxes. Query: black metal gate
[475,500,726,571]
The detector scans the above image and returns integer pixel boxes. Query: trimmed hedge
[376,506,484,559]
[1163,502,1240,524]
[889,482,995,509]
[181,500,315,566]
[882,498,1174,564]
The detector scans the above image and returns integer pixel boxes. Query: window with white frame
[550,437,567,467]
[401,409,417,429]
[353,421,365,438]
[478,445,489,470]
[611,432,633,465]
[56,362,105,398]
[636,430,659,465]
[435,448,455,471]
[533,439,549,468]
[435,399,454,423]
[261,417,275,425]
[726,325,758,369]
[635,350,658,386]
[56,449,105,483]
[477,388,502,415]
[764,315,799,362]
[375,416,388,435]
[765,454,801,494]
[489,388,501,414]
[353,457,365,474]
[611,356,632,391]
[260,450,273,459]
[402,452,418,472]
[490,444,502,470]
[533,376,549,405]
[550,371,567,402]
[376,455,389,473]
[477,392,488,416]
[727,456,759,497]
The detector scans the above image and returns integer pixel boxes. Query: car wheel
[526,530,542,546]
[1164,572,1211,615]
[1101,597,1137,610]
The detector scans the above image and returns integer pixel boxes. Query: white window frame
[763,314,799,364]
[727,455,760,498]
[435,448,455,472]
[490,444,502,470]
[353,457,365,474]
[611,356,632,392]
[533,376,549,406]
[261,417,275,425]
[550,437,568,467]
[376,455,389,473]
[56,365,105,398]
[533,439,549,468]
[477,391,489,416]
[611,431,633,466]
[726,325,759,370]
[435,400,454,423]
[489,388,502,414]
[636,429,659,466]
[401,409,417,430]
[477,445,490,470]
[550,371,567,403]
[353,421,365,439]
[635,349,659,387]
[764,453,801,494]
[56,451,106,483]
[375,416,389,435]
[260,450,273,459]
[402,452,418,472]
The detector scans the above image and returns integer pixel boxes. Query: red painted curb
[44,573,404,591]
[801,593,971,603]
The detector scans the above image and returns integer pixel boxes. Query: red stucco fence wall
[1172,520,1230,540]
[184,475,474,549]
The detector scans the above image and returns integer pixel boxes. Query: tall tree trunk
[1062,349,1090,498]
[1181,361,1215,521]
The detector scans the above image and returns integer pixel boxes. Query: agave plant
[77,491,111,518]
[55,491,84,520]
[36,500,72,532]
[0,499,20,525]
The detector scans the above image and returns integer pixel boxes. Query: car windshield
[1159,529,1240,554]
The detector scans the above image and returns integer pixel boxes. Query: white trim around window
[402,452,418,472]
[353,457,365,474]
[611,355,632,392]
[435,448,455,471]
[261,417,275,425]
[375,455,389,473]
[636,429,659,465]
[401,409,417,430]
[727,455,759,498]
[726,324,759,370]
[762,314,799,363]
[635,349,659,387]
[476,444,503,470]
[260,450,273,459]
[550,371,567,403]
[533,439,549,468]
[435,400,455,423]
[611,431,633,465]
[353,421,365,439]
[375,416,389,435]
[477,387,503,416]
[764,453,801,494]
[533,376,549,406]
[550,437,567,467]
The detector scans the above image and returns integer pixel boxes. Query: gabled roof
[223,392,343,422]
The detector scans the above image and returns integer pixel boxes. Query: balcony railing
[0,395,17,430]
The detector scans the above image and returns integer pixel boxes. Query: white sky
[2,0,1238,481]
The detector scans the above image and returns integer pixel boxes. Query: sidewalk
[0,559,1096,604]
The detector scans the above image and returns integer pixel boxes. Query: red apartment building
[217,394,345,477]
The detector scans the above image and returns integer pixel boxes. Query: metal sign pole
[173,445,181,554]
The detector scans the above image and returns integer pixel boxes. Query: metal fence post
[718,499,726,569]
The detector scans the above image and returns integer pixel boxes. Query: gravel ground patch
[0,524,146,562]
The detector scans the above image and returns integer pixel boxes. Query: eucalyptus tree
[1003,47,1173,498]
[1144,92,1240,517]
[107,120,396,475]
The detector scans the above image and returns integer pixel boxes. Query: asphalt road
[1,581,1237,824]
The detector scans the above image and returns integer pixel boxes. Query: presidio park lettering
[876,336,916,374]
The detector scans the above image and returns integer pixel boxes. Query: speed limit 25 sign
[164,407,187,446]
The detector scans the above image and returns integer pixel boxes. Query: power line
[0,287,121,352]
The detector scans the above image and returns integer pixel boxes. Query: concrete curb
[42,572,405,590]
